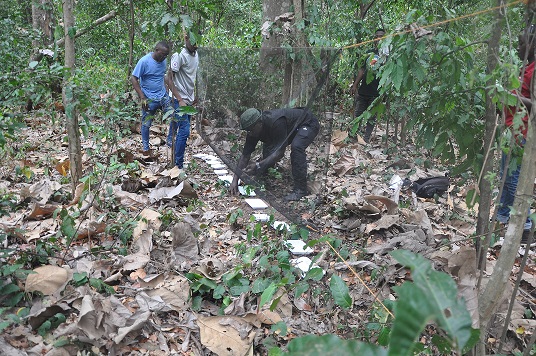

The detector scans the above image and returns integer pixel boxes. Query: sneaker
[521,229,536,246]
[284,189,307,201]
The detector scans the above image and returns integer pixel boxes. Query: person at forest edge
[350,28,386,143]
[131,41,173,152]
[166,32,199,169]
[229,107,320,201]
[497,24,535,244]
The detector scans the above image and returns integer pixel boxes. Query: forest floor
[0,111,534,355]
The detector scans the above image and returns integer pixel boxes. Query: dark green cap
[240,108,261,130]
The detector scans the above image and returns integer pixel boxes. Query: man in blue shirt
[131,41,173,152]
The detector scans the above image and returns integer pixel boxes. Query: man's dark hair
[155,41,170,50]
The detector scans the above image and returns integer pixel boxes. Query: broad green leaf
[229,284,249,296]
[0,321,11,333]
[252,278,271,293]
[29,61,38,69]
[178,105,198,115]
[4,292,23,307]
[179,14,193,29]
[286,334,387,356]
[389,250,474,356]
[259,282,278,309]
[0,283,19,295]
[38,320,51,336]
[213,285,225,299]
[53,336,70,347]
[293,282,309,299]
[378,327,391,346]
[72,272,88,286]
[329,274,352,309]
[303,267,324,281]
[2,264,23,276]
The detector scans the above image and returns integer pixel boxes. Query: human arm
[243,117,286,174]
[243,148,285,175]
[518,94,532,112]
[229,152,252,195]
[166,69,187,107]
[350,67,365,97]
[131,75,148,111]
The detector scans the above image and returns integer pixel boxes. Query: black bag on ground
[406,173,450,198]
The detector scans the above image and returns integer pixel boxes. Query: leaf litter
[0,117,534,355]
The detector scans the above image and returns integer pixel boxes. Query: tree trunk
[478,87,536,351]
[127,0,135,88]
[475,0,503,270]
[260,0,289,106]
[31,0,54,48]
[261,0,309,106]
[282,0,305,105]
[62,0,82,193]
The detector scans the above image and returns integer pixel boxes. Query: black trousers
[354,94,378,142]
[262,119,320,191]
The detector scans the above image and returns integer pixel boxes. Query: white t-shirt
[169,47,199,105]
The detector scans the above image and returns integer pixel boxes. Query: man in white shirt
[166,32,199,169]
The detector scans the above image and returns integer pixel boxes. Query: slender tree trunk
[127,0,135,88]
[62,0,82,193]
[260,0,288,106]
[479,84,536,351]
[475,0,503,270]
[289,0,305,106]
[31,0,54,48]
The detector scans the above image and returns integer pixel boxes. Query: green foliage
[227,208,244,225]
[274,250,477,355]
[0,111,25,152]
[0,262,32,333]
[71,270,115,295]
[89,278,116,295]
[37,312,66,336]
[388,250,477,355]
[0,264,29,308]
[0,307,29,333]
[286,334,387,356]
[329,274,352,309]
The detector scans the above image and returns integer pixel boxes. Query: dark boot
[521,229,535,246]
[363,122,375,143]
[284,188,308,201]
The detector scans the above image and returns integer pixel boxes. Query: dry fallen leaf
[55,160,70,176]
[25,265,70,295]
[197,315,255,356]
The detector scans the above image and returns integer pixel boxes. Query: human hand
[243,162,258,175]
[229,181,239,195]
[141,98,148,111]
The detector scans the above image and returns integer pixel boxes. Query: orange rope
[326,240,395,318]
[342,0,524,50]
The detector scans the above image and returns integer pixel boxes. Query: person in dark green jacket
[229,107,320,201]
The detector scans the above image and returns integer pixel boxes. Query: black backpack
[404,173,450,198]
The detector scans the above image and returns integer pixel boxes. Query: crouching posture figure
[229,107,320,201]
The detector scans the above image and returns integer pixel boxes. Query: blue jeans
[167,98,191,168]
[141,96,173,151]
[497,153,532,230]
